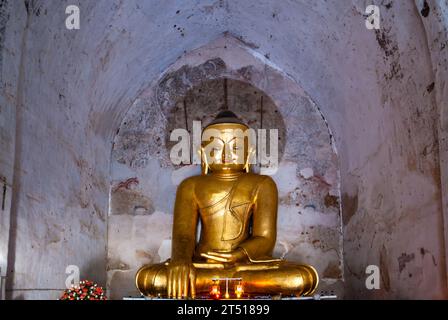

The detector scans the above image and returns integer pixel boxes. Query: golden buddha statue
[135,111,318,299]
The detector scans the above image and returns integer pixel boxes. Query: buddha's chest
[195,178,258,242]
[195,178,257,209]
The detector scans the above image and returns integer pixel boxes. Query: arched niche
[106,37,342,299]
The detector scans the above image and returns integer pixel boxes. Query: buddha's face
[202,123,250,173]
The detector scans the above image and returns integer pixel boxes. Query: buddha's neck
[211,171,244,181]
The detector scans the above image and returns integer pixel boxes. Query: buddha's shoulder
[241,173,277,185]
[176,175,202,189]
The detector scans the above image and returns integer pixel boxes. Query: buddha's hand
[167,261,196,299]
[201,248,247,264]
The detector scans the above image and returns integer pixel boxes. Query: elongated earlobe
[244,148,254,173]
[201,147,209,175]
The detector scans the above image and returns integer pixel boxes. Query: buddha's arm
[168,178,198,299]
[171,178,198,262]
[238,176,278,260]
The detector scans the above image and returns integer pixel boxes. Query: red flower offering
[59,280,107,300]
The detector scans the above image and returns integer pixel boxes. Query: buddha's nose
[222,145,232,163]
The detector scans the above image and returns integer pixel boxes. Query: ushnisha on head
[201,111,255,175]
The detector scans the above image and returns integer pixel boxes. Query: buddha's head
[201,111,253,174]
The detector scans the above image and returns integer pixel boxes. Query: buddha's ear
[201,147,209,175]
[244,147,255,173]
